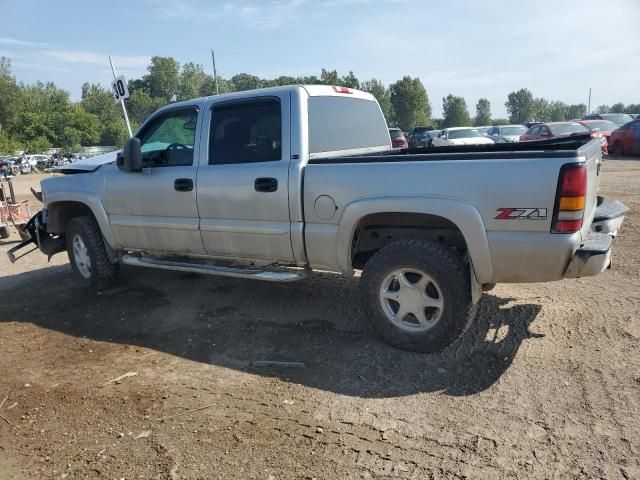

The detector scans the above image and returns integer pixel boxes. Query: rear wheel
[66,216,118,289]
[361,239,475,353]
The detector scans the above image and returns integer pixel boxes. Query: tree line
[1,55,638,155]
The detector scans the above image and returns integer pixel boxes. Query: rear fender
[336,196,494,284]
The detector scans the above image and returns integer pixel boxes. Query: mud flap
[470,261,482,305]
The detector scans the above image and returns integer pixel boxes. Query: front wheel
[361,239,474,353]
[66,216,119,289]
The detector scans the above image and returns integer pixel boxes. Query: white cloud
[145,0,309,28]
[42,50,151,70]
[0,37,51,48]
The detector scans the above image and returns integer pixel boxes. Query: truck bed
[309,134,596,164]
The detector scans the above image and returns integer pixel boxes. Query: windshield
[389,130,404,139]
[601,114,633,126]
[448,129,482,139]
[549,123,589,135]
[582,121,617,131]
[501,126,526,136]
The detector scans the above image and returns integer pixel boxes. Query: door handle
[174,178,193,192]
[254,177,278,193]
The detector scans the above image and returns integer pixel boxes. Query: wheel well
[47,201,94,234]
[351,212,467,269]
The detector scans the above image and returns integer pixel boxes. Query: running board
[121,255,309,282]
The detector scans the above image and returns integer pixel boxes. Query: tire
[66,216,119,289]
[612,141,624,156]
[0,226,9,239]
[361,239,474,353]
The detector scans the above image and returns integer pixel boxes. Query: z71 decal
[495,208,547,220]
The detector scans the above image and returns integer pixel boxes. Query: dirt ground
[1,159,639,480]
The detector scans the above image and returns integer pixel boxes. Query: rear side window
[308,97,390,155]
[209,99,282,165]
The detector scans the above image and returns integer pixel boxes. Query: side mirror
[117,138,143,172]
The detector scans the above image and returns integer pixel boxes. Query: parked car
[431,127,495,146]
[9,85,628,354]
[578,120,618,154]
[628,113,639,119]
[487,125,527,143]
[582,113,634,127]
[523,121,543,129]
[520,122,590,141]
[608,119,640,156]
[389,128,408,148]
[476,126,492,136]
[407,126,434,148]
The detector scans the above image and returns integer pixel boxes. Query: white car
[431,127,495,147]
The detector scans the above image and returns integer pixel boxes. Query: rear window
[389,130,403,138]
[600,114,634,126]
[501,126,526,136]
[308,97,390,155]
[448,129,482,139]
[549,123,589,135]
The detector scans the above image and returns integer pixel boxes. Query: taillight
[332,86,353,94]
[552,163,586,233]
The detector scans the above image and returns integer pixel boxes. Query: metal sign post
[211,49,219,95]
[109,56,133,137]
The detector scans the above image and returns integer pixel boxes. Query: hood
[448,137,494,145]
[56,150,118,174]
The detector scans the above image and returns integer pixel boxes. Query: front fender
[336,196,494,283]
[45,191,118,249]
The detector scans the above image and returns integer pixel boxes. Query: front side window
[138,109,197,167]
[209,99,282,165]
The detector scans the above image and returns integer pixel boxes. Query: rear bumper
[564,233,612,278]
[564,198,628,278]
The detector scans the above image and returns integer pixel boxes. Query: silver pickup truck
[9,85,628,352]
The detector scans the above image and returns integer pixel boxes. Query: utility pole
[588,88,592,114]
[211,49,219,95]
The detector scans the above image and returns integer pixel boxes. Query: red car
[520,122,590,141]
[389,128,408,148]
[578,119,618,154]
[608,119,640,156]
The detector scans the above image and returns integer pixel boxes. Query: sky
[0,0,639,118]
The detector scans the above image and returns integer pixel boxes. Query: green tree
[389,76,430,131]
[0,127,19,155]
[0,57,21,132]
[230,73,264,91]
[361,79,391,121]
[24,136,51,153]
[474,98,491,126]
[567,104,587,119]
[492,118,510,126]
[626,104,640,113]
[320,68,339,85]
[609,102,625,113]
[340,71,360,89]
[178,62,209,100]
[126,90,166,125]
[532,97,550,121]
[442,94,471,128]
[549,101,568,121]
[143,56,181,101]
[505,88,535,123]
[596,105,610,114]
